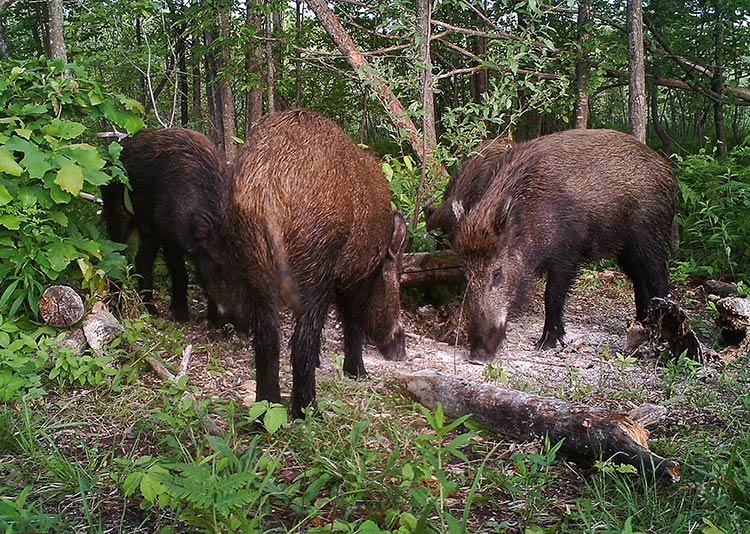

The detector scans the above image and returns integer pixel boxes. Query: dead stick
[399,370,681,484]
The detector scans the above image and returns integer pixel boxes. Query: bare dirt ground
[170,270,715,414]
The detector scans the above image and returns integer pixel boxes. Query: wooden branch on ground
[147,345,193,382]
[400,250,464,287]
[399,370,681,484]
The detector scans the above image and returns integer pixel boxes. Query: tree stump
[39,285,85,327]
[82,301,125,356]
[714,296,750,361]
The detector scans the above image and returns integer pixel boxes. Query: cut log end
[40,285,85,327]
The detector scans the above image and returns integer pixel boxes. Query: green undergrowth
[1,316,749,533]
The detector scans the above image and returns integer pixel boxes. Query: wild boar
[453,129,679,362]
[425,137,514,240]
[101,128,226,323]
[189,109,407,417]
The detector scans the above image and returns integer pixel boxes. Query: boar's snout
[468,320,506,364]
[376,325,407,361]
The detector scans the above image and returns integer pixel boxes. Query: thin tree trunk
[650,85,673,156]
[415,0,439,230]
[574,0,591,129]
[204,30,224,148]
[192,37,204,132]
[135,17,147,105]
[217,7,237,162]
[46,0,67,62]
[295,0,303,107]
[469,4,488,104]
[177,35,189,127]
[0,17,11,59]
[627,0,647,142]
[246,0,264,134]
[266,12,276,113]
[712,0,728,158]
[305,0,446,178]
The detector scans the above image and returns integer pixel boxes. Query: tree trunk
[400,370,681,484]
[46,0,67,63]
[627,0,647,142]
[574,0,591,129]
[246,0,264,134]
[204,30,224,147]
[414,0,440,230]
[217,8,237,162]
[266,11,276,113]
[177,35,190,127]
[0,17,11,59]
[305,0,446,180]
[469,4,489,104]
[295,0,303,107]
[650,85,673,156]
[192,37,204,132]
[712,0,728,158]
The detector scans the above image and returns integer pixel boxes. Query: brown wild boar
[189,109,407,417]
[100,128,226,323]
[453,129,679,362]
[425,137,514,240]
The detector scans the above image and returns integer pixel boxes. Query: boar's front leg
[163,245,189,322]
[335,295,367,379]
[538,265,578,350]
[135,234,160,316]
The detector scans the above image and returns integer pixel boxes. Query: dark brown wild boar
[425,137,514,240]
[453,129,679,362]
[101,128,226,323]
[189,109,407,418]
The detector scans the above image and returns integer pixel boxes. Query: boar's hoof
[536,333,563,351]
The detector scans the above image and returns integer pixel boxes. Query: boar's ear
[492,197,513,235]
[189,209,217,246]
[451,200,465,225]
[388,212,408,261]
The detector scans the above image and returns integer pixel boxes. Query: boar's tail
[265,220,301,314]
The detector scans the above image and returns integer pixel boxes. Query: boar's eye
[491,268,505,286]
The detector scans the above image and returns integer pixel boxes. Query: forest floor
[175,269,717,417]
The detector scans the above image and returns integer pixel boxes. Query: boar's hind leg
[163,245,189,322]
[134,235,161,315]
[290,303,328,418]
[335,295,367,379]
[539,265,579,350]
[618,247,669,322]
[251,306,282,404]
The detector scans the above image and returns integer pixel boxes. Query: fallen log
[399,370,680,484]
[40,285,85,327]
[400,250,465,287]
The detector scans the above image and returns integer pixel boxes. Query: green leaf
[248,401,268,423]
[0,184,12,206]
[15,129,33,140]
[47,241,78,272]
[49,184,71,204]
[5,137,52,179]
[0,215,20,230]
[49,210,68,227]
[140,472,168,503]
[0,146,23,176]
[55,158,84,195]
[263,404,287,435]
[65,144,105,170]
[42,119,86,140]
[119,96,145,114]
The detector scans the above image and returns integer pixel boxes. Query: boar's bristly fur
[454,129,679,362]
[190,109,407,418]
[101,128,227,323]
[425,137,514,239]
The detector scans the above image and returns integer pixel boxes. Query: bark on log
[40,285,85,327]
[626,297,705,361]
[399,370,681,484]
[400,250,465,287]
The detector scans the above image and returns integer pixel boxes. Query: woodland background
[0,1,750,533]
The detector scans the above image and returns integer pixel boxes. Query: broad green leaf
[55,158,84,195]
[65,144,105,170]
[49,184,71,204]
[42,119,86,140]
[4,137,52,180]
[49,210,68,227]
[19,103,47,115]
[48,241,78,272]
[0,185,12,206]
[139,472,167,503]
[0,147,23,176]
[263,405,287,435]
[119,96,145,114]
[248,401,268,422]
[83,169,112,187]
[0,215,20,230]
[123,115,145,135]
[15,128,32,140]
[382,161,394,181]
